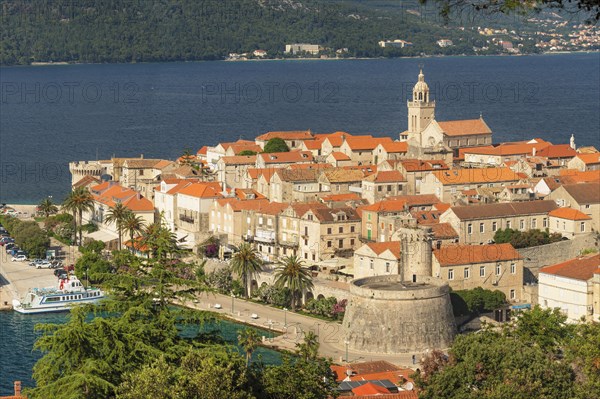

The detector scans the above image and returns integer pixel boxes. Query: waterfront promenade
[185,291,423,368]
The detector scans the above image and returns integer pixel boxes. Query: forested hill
[1,0,532,66]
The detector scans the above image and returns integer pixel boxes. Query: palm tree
[237,328,260,367]
[122,211,145,250]
[296,330,319,361]
[141,221,179,259]
[230,243,263,298]
[105,202,129,250]
[38,197,58,218]
[62,187,94,245]
[273,255,314,312]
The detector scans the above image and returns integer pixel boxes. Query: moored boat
[12,276,104,314]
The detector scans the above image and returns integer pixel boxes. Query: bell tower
[404,69,435,145]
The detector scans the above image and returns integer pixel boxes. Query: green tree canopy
[263,138,290,153]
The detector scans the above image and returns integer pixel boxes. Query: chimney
[14,381,22,397]
[532,147,536,157]
[140,154,144,159]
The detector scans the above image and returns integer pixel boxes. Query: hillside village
[69,70,600,325]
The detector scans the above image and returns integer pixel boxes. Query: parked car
[36,260,52,269]
[5,243,16,251]
[63,264,74,272]
[28,259,43,267]
[12,254,28,262]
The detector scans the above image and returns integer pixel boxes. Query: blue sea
[1,54,599,204]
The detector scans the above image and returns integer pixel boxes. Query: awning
[86,230,118,243]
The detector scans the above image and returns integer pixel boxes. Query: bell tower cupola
[402,68,436,143]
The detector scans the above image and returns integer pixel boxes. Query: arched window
[419,92,423,101]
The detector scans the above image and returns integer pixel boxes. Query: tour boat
[12,276,104,314]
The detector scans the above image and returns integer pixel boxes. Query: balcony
[254,229,276,244]
[243,234,254,242]
[280,236,299,247]
[179,215,195,224]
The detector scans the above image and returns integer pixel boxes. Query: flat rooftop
[359,281,433,291]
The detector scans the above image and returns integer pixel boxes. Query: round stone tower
[398,225,433,282]
[342,275,455,354]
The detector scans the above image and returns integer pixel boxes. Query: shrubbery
[304,296,347,320]
[493,228,562,248]
[450,287,506,316]
[1,216,50,258]
[205,266,244,296]
[252,284,292,308]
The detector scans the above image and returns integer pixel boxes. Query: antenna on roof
[479,111,483,119]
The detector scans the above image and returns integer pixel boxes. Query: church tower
[402,69,435,144]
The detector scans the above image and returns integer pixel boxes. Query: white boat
[12,276,104,314]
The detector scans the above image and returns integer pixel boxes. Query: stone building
[432,243,524,302]
[538,254,600,322]
[440,200,558,244]
[547,183,600,231]
[354,241,402,279]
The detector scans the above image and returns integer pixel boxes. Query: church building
[400,70,493,156]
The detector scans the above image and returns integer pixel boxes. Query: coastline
[2,50,598,68]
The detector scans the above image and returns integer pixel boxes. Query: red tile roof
[437,118,492,136]
[365,241,402,259]
[197,146,208,155]
[540,254,600,281]
[360,199,407,213]
[364,170,406,183]
[73,175,100,189]
[575,153,600,165]
[92,184,154,212]
[321,193,362,202]
[177,182,223,199]
[381,141,409,153]
[288,163,332,170]
[430,223,459,239]
[431,168,521,185]
[220,155,257,165]
[536,144,576,158]
[256,130,314,141]
[228,143,262,155]
[259,151,313,164]
[352,382,391,396]
[433,243,522,266]
[399,159,449,172]
[548,207,592,221]
[324,134,373,147]
[329,151,351,161]
[345,137,394,151]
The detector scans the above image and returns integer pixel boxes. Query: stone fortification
[342,274,455,354]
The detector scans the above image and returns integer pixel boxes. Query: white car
[36,261,52,269]
[12,255,28,262]
[214,303,222,309]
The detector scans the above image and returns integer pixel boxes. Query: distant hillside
[0,0,538,66]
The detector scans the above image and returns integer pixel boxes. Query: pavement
[184,291,423,368]
[0,209,81,309]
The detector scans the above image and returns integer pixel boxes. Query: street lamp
[344,339,350,363]
[267,319,274,342]
[231,293,235,314]
[283,307,288,327]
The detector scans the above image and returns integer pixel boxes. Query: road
[185,291,423,368]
